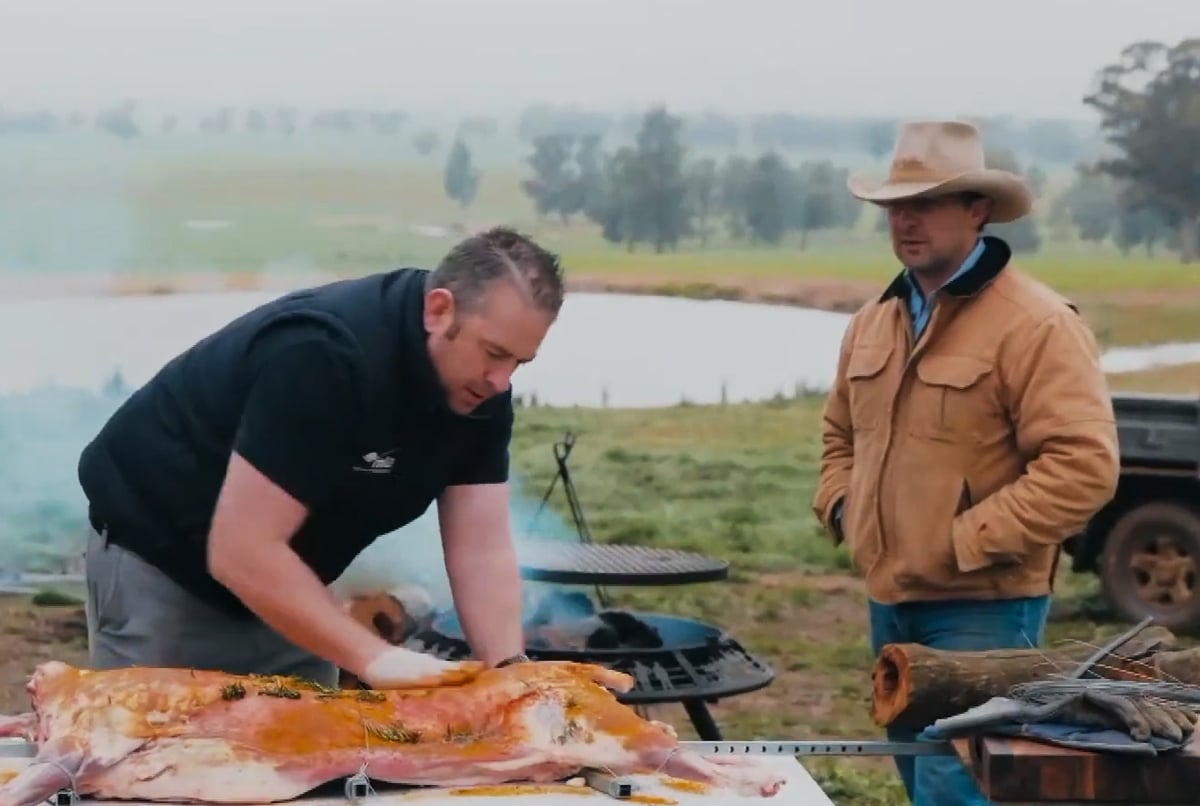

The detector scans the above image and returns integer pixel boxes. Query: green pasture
[2,138,1197,350]
[0,139,1181,281]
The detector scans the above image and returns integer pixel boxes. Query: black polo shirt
[77,268,513,617]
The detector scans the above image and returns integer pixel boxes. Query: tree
[1062,170,1121,242]
[443,140,480,208]
[1115,205,1172,257]
[625,106,690,252]
[1083,39,1200,261]
[567,134,606,223]
[717,156,752,239]
[521,133,575,221]
[741,152,793,245]
[587,147,642,250]
[686,158,719,246]
[792,161,861,249]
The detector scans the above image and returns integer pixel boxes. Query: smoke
[328,474,588,618]
[0,379,589,623]
[0,381,127,574]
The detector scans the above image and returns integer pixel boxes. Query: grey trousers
[84,528,338,687]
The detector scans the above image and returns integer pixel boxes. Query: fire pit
[407,589,775,741]
[379,431,776,740]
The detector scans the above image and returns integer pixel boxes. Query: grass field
[3,140,1199,348]
[1106,361,1200,393]
[4,362,1192,805]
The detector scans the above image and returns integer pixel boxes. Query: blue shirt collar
[903,237,986,302]
[903,238,986,338]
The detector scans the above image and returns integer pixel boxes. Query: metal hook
[344,771,375,802]
[51,789,78,806]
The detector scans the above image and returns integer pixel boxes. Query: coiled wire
[1011,680,1200,711]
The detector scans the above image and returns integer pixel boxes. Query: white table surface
[0,755,834,804]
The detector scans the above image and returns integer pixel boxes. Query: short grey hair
[426,226,565,316]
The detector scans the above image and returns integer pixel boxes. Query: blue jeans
[869,596,1051,806]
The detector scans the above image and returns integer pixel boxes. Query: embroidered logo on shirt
[353,450,397,474]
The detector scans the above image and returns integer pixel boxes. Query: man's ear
[972,196,994,231]
[424,288,456,336]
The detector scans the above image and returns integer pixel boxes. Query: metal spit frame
[526,430,610,607]
[0,736,955,803]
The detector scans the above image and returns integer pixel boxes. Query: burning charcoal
[586,622,621,650]
[593,610,664,649]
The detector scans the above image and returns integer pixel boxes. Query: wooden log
[871,626,1182,730]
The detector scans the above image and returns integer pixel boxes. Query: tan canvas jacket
[812,236,1120,604]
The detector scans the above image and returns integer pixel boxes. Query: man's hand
[361,647,484,689]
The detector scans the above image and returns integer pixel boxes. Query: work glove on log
[920,690,1199,756]
[1044,691,1198,744]
[360,647,484,690]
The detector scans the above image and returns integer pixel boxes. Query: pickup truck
[1063,392,1200,630]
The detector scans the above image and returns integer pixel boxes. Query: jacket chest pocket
[845,344,894,431]
[909,354,1001,443]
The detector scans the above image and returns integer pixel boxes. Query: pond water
[3,289,1196,407]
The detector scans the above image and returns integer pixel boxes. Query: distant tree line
[513,108,863,252]
[513,106,1098,167]
[6,38,1195,260]
[441,108,1047,255]
[494,38,1195,262]
[1,104,1099,166]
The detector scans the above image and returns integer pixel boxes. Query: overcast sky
[1,0,1195,120]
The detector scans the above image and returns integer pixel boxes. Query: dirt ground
[0,270,881,313]
[565,273,884,312]
[8,270,1200,333]
[0,597,89,714]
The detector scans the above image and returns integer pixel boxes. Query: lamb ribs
[0,659,784,804]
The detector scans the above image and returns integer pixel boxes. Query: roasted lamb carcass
[0,659,784,804]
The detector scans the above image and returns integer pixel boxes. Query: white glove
[360,647,482,690]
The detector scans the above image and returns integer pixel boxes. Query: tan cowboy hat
[847,120,1033,223]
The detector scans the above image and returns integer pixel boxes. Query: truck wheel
[1099,502,1200,632]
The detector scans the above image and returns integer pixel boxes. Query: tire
[1099,501,1200,632]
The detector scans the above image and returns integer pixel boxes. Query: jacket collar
[880,235,1013,305]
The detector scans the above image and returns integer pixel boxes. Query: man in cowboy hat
[813,120,1119,805]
